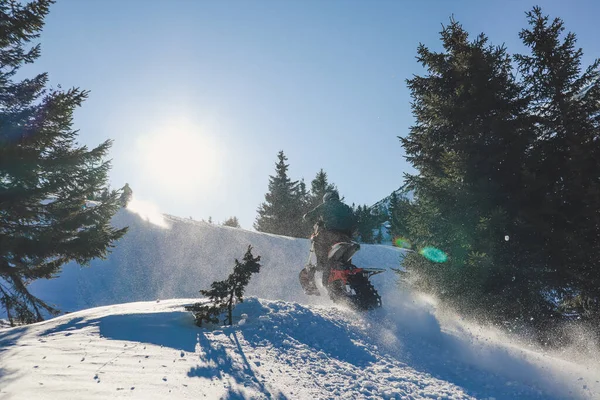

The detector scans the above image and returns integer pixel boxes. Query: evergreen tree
[293,169,340,236]
[222,216,241,228]
[254,151,304,237]
[309,169,336,210]
[354,205,379,244]
[185,246,261,326]
[399,17,539,322]
[515,7,600,323]
[387,191,401,238]
[296,178,313,236]
[297,179,308,205]
[0,0,127,324]
[99,187,110,202]
[375,227,383,244]
[399,9,600,339]
[119,183,132,207]
[387,192,399,229]
[387,191,415,243]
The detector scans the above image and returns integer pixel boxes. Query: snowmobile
[299,237,384,311]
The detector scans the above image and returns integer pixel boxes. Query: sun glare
[134,118,221,197]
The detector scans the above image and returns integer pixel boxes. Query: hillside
[1,205,599,399]
[24,204,404,314]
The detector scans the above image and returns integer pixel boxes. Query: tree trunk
[227,284,236,325]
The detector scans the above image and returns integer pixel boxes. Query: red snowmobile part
[328,267,364,285]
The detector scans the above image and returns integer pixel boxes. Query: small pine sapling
[186,246,261,326]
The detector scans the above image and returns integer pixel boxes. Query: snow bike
[299,238,384,311]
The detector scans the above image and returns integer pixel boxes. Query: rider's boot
[299,265,320,296]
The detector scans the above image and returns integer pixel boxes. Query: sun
[134,118,220,196]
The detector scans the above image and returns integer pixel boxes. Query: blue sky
[30,0,599,228]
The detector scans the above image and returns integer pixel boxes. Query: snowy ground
[1,207,599,399]
[1,297,599,400]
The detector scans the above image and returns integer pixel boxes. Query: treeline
[254,151,384,242]
[397,8,600,345]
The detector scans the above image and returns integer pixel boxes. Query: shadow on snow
[188,331,288,400]
[98,312,199,352]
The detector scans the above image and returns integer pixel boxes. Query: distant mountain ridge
[370,187,413,214]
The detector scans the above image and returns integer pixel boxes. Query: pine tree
[185,246,261,326]
[99,187,110,202]
[399,17,538,321]
[297,179,308,205]
[296,178,313,236]
[119,183,132,207]
[309,169,336,210]
[515,7,600,322]
[254,151,304,237]
[222,216,241,228]
[386,191,416,244]
[387,191,401,238]
[354,205,378,244]
[299,169,340,236]
[0,0,127,324]
[375,227,383,244]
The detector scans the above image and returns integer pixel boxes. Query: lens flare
[419,247,448,263]
[394,237,412,249]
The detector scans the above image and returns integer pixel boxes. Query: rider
[301,191,357,291]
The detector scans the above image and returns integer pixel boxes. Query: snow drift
[2,296,599,399]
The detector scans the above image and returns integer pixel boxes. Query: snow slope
[1,207,599,399]
[2,297,599,399]
[25,207,404,313]
[1,298,473,400]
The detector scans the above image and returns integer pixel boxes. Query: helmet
[323,191,339,203]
